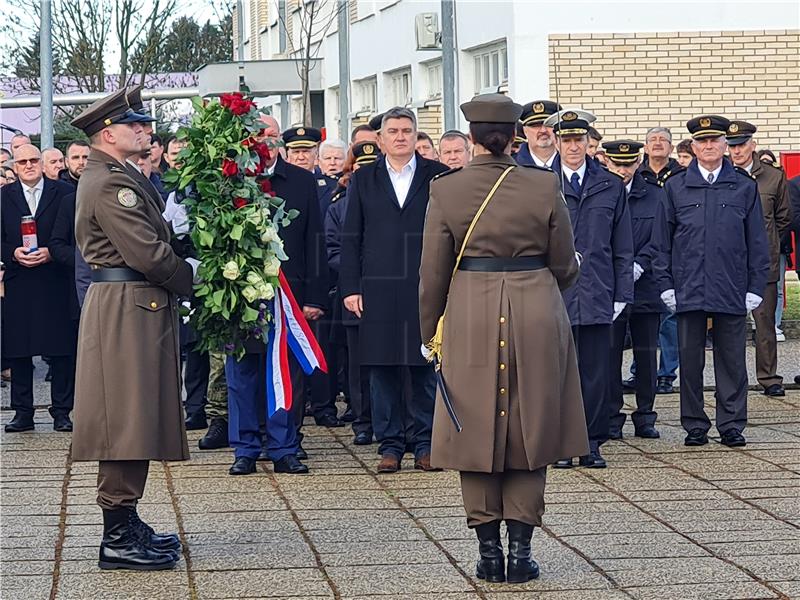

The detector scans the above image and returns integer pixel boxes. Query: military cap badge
[699,117,711,128]
[619,143,630,153]
[117,187,138,208]
[533,102,545,113]
[562,111,577,121]
[728,123,739,133]
[363,144,375,155]
[297,127,306,136]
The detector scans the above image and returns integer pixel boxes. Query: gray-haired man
[639,127,681,185]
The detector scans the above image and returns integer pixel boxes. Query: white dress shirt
[23,177,45,216]
[744,160,754,174]
[697,162,723,184]
[625,180,633,195]
[561,161,587,187]
[386,154,417,208]
[532,151,557,169]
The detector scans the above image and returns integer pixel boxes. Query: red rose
[222,158,239,177]
[220,92,256,116]
[259,178,275,197]
[241,136,256,147]
[233,197,248,209]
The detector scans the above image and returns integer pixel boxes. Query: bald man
[42,147,65,180]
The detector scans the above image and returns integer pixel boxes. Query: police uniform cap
[726,120,757,146]
[520,100,562,126]
[282,126,322,149]
[368,113,385,131]
[552,110,594,137]
[602,139,644,164]
[71,88,155,137]
[542,108,597,128]
[460,93,523,124]
[686,114,730,140]
[352,141,380,165]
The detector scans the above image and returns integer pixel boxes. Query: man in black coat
[789,174,800,386]
[1,144,77,432]
[340,107,449,473]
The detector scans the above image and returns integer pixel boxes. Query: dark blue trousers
[370,365,435,460]
[225,354,298,461]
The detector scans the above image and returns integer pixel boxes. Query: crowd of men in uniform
[2,94,800,475]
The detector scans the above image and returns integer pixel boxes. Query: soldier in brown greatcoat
[419,94,588,584]
[71,89,195,571]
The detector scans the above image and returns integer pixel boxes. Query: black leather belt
[458,256,547,272]
[91,267,147,283]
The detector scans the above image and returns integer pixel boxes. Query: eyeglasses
[15,158,41,166]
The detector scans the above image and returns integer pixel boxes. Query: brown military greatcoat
[72,148,193,461]
[419,153,589,473]
[750,154,793,283]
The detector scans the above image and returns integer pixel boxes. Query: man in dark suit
[340,107,449,473]
[224,115,329,475]
[1,144,77,432]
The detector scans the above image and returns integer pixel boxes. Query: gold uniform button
[500,316,506,324]
[500,387,506,395]
[499,410,506,417]
[499,340,506,348]
[499,363,506,370]
[150,301,158,309]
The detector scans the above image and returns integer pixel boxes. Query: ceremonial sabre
[432,357,463,432]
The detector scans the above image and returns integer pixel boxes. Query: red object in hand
[21,216,38,252]
[220,92,257,116]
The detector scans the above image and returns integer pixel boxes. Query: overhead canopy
[196,59,325,97]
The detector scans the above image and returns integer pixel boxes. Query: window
[472,43,508,94]
[425,61,442,100]
[386,68,411,106]
[355,77,377,111]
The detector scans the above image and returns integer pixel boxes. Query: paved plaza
[2,380,799,600]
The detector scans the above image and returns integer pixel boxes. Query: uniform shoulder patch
[317,178,328,187]
[431,167,462,181]
[117,187,139,208]
[734,166,756,180]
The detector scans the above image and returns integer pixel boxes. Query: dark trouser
[346,327,372,436]
[677,311,748,435]
[572,324,612,449]
[10,355,74,419]
[308,319,338,422]
[460,468,547,528]
[370,365,435,460]
[288,356,307,446]
[97,460,149,510]
[183,343,210,420]
[225,353,298,461]
[609,310,660,433]
[752,282,782,389]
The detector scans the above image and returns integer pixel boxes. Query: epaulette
[431,167,462,181]
[660,167,685,187]
[330,189,345,203]
[519,163,552,173]
[107,163,126,174]
[734,165,756,180]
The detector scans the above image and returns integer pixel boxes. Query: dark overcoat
[656,159,769,315]
[340,153,449,366]
[1,178,75,357]
[627,172,668,314]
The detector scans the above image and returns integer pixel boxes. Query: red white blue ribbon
[266,270,328,416]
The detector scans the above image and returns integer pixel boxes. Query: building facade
[235,0,799,151]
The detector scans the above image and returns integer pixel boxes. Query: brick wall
[548,30,800,152]
[417,105,443,140]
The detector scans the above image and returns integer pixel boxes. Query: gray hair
[381,107,417,131]
[439,130,469,148]
[645,127,673,143]
[319,139,347,156]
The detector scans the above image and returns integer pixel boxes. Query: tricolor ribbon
[266,270,328,416]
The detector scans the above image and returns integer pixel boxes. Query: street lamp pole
[40,0,54,148]
[440,0,456,132]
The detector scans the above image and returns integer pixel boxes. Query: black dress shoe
[5,416,35,433]
[795,374,800,385]
[608,429,623,440]
[353,431,373,445]
[340,406,356,422]
[763,384,785,397]
[198,418,228,450]
[273,455,309,474]
[720,429,746,447]
[552,458,574,469]
[578,451,607,468]
[634,425,660,439]
[315,414,344,427]
[656,377,674,394]
[684,428,709,446]
[296,446,308,460]
[184,412,207,431]
[229,457,257,475]
[53,415,73,432]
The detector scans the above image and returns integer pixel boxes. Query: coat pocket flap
[133,287,169,312]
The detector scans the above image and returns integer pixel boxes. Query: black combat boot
[474,520,505,583]
[98,508,177,571]
[198,417,229,450]
[129,509,181,555]
[506,519,540,583]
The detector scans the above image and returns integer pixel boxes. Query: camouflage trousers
[205,352,229,419]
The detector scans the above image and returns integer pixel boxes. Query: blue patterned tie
[707,172,715,184]
[570,172,581,196]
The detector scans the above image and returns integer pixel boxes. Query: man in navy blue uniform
[340,107,448,473]
[603,140,666,440]
[551,111,634,469]
[656,115,769,448]
[514,100,562,170]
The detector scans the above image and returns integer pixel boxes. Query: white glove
[660,289,676,313]
[575,252,583,267]
[186,257,201,284]
[420,344,433,361]
[745,292,762,312]
[633,262,644,282]
[163,192,189,234]
[613,302,626,321]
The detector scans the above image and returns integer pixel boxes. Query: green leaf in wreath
[287,208,300,219]
[212,289,225,308]
[198,230,214,247]
[242,306,259,322]
[230,224,244,240]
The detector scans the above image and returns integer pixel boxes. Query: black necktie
[569,172,581,196]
